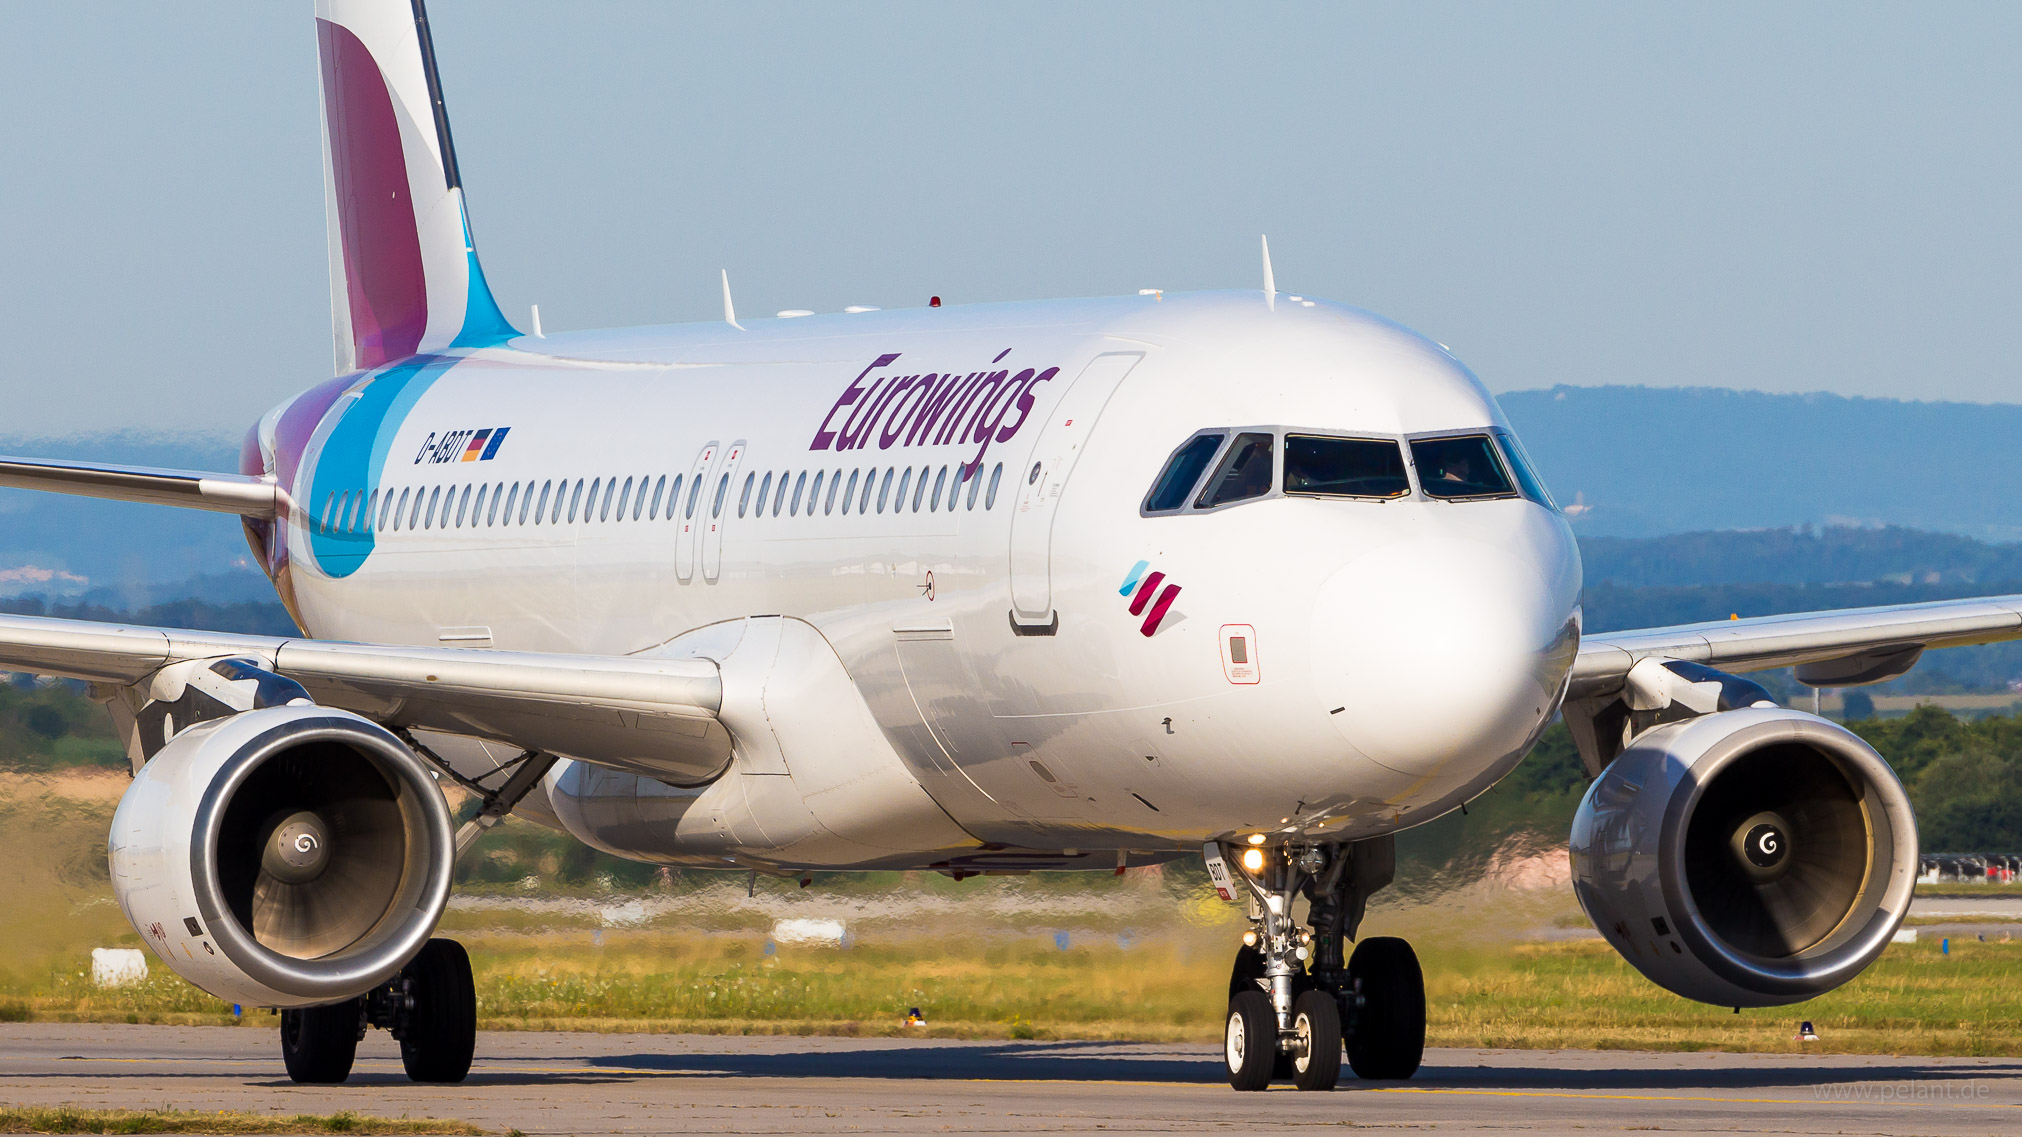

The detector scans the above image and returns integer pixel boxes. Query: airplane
[1,0,2015,1094]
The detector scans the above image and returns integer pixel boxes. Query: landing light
[1240,848,1266,873]
[1245,833,1266,846]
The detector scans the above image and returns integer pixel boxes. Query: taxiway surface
[1,1024,2016,1135]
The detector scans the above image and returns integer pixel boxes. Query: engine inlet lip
[1655,713,1917,1001]
[187,711,453,1002]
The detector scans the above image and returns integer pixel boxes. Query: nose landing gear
[1211,837,1423,1091]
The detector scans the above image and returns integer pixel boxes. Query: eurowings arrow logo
[1119,560,1182,637]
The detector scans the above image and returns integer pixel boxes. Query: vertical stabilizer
[316,0,514,374]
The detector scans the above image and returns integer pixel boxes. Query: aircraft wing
[0,455,282,518]
[1570,594,2022,700]
[0,613,728,780]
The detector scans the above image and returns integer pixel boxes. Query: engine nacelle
[108,705,453,1008]
[1569,706,1917,1008]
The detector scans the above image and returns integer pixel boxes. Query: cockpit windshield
[1410,434,1516,500]
[1143,433,1224,512]
[1492,429,1556,509]
[1284,435,1410,499]
[1197,432,1275,507]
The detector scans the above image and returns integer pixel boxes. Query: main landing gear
[280,938,477,1084]
[1212,837,1425,1092]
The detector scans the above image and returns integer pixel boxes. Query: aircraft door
[1008,352,1143,627]
[701,441,746,583]
[673,441,720,584]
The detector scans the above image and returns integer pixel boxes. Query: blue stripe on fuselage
[304,353,459,577]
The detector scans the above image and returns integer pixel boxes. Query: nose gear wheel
[1214,837,1424,1093]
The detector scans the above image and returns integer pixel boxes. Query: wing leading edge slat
[1571,594,2022,700]
[0,613,727,782]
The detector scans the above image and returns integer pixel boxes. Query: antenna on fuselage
[721,270,745,331]
[1260,235,1276,310]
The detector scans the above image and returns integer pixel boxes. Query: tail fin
[316,0,515,373]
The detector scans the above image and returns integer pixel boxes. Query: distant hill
[1580,525,2022,588]
[1500,386,2022,540]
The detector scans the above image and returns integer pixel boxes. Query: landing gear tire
[398,938,476,1083]
[1291,990,1343,1091]
[1346,936,1424,1081]
[280,998,361,1085]
[1224,989,1277,1092]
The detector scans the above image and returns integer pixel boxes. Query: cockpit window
[1410,434,1516,500]
[1492,429,1556,509]
[1197,432,1275,507]
[1284,435,1410,499]
[1143,433,1224,513]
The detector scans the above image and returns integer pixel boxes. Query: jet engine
[108,704,453,1008]
[1568,706,1917,1008]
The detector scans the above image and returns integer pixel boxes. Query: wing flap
[0,456,283,518]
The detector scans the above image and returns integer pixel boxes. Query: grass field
[7,924,2021,1057]
[4,770,2021,1057]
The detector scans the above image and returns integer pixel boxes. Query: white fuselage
[257,290,1582,866]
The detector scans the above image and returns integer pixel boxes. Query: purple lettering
[904,373,966,447]
[811,353,900,450]
[876,376,923,449]
[963,368,1048,476]
[835,376,890,451]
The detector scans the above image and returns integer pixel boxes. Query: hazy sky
[4,2,2020,438]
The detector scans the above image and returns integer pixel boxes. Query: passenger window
[858,469,874,514]
[878,467,894,513]
[790,471,807,516]
[912,465,930,511]
[1196,432,1274,508]
[649,475,666,520]
[930,466,948,511]
[966,463,982,509]
[531,481,548,524]
[585,478,601,523]
[894,468,912,511]
[825,468,842,514]
[457,485,472,527]
[394,488,411,530]
[666,475,683,520]
[367,489,382,531]
[1145,433,1224,512]
[770,472,787,517]
[425,486,442,529]
[738,472,755,517]
[807,471,824,517]
[841,470,859,514]
[986,462,1003,509]
[1492,429,1557,509]
[468,485,483,527]
[1284,435,1411,499]
[562,479,579,523]
[502,483,519,525]
[1411,434,1516,500]
[710,473,729,517]
[616,477,634,521]
[685,471,704,519]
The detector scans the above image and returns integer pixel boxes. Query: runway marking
[1364,1086,2022,1111]
[33,1056,2022,1109]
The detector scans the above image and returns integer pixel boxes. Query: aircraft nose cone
[1311,539,1568,778]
